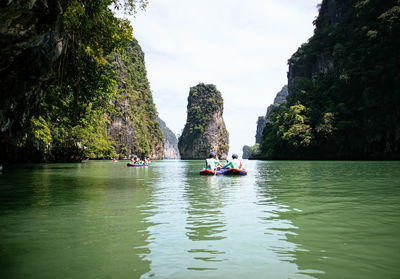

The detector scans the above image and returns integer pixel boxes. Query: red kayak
[127,163,149,167]
[200,169,217,175]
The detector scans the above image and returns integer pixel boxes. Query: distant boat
[127,163,148,167]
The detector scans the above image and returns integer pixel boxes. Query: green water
[0,160,399,279]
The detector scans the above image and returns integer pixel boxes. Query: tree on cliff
[107,40,164,160]
[0,0,161,162]
[178,83,229,159]
[259,0,400,159]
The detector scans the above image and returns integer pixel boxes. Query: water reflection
[2,160,399,278]
[0,161,159,279]
[184,172,228,271]
[254,161,322,278]
[185,176,226,241]
[254,161,400,279]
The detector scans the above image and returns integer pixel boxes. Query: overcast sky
[128,0,321,158]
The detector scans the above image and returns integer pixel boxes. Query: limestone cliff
[107,40,164,160]
[0,1,164,163]
[178,83,229,159]
[255,116,267,144]
[242,145,251,159]
[157,117,180,159]
[255,85,288,143]
[259,0,400,159]
[0,0,67,161]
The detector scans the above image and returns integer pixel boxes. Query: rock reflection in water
[184,170,227,270]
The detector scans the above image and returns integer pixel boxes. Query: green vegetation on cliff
[0,0,163,162]
[28,0,135,161]
[183,83,224,135]
[178,83,229,159]
[260,0,400,159]
[108,40,164,159]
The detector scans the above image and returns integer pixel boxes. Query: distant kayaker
[222,154,243,170]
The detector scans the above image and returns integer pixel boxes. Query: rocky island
[157,117,180,159]
[178,83,229,159]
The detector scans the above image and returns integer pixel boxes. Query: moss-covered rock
[178,83,229,159]
[106,39,164,160]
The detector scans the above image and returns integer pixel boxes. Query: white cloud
[128,0,321,156]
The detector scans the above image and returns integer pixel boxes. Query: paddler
[222,154,243,170]
[205,152,220,170]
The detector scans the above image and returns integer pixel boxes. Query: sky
[127,0,321,158]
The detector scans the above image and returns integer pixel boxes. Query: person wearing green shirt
[205,152,217,170]
[222,154,243,170]
[205,152,223,170]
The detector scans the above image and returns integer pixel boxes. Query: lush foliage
[21,0,151,161]
[178,83,229,159]
[182,83,224,136]
[107,41,164,159]
[260,0,400,159]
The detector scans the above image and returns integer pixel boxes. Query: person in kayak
[222,154,243,170]
[205,152,221,170]
[214,153,224,169]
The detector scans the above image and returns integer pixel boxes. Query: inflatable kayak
[200,168,247,176]
[200,169,217,175]
[219,168,247,175]
[127,163,149,167]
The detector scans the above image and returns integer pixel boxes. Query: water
[0,160,399,278]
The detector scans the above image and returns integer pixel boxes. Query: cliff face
[255,85,288,144]
[287,1,347,91]
[260,0,400,159]
[178,83,229,159]
[255,116,267,144]
[0,1,163,163]
[0,0,67,161]
[242,145,251,159]
[107,40,164,160]
[157,117,180,159]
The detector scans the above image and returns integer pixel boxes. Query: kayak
[219,168,247,176]
[200,169,217,175]
[127,163,149,167]
[200,168,247,176]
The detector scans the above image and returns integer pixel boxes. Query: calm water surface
[0,160,399,278]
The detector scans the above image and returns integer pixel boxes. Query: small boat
[219,168,247,176]
[200,169,217,175]
[200,168,247,176]
[127,163,149,167]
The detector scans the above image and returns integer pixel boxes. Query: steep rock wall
[255,85,288,144]
[178,83,229,159]
[242,145,251,159]
[157,117,180,159]
[107,40,164,160]
[261,0,400,159]
[0,0,67,161]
